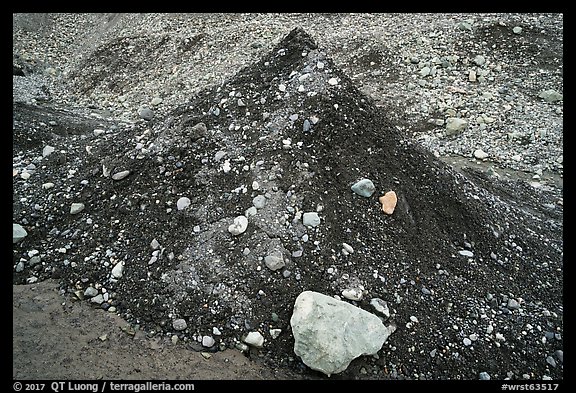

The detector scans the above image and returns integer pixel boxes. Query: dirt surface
[13,14,563,382]
[13,280,294,380]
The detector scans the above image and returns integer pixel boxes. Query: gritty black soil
[13,28,563,381]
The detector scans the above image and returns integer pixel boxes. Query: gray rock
[290,291,395,376]
[243,331,264,348]
[458,250,474,257]
[150,238,160,249]
[84,287,99,298]
[173,318,188,331]
[342,288,363,301]
[228,215,248,235]
[177,197,191,211]
[463,337,472,346]
[289,114,299,121]
[513,26,523,34]
[474,149,489,159]
[538,89,563,103]
[546,356,557,368]
[91,294,104,304]
[302,212,320,227]
[214,150,226,162]
[270,329,282,339]
[15,261,25,272]
[370,298,390,318]
[351,179,375,197]
[446,118,468,136]
[507,298,520,310]
[342,243,354,254]
[555,350,563,363]
[245,206,257,218]
[13,223,28,243]
[112,170,130,181]
[70,203,85,215]
[252,195,267,209]
[479,372,491,380]
[138,106,154,121]
[29,256,41,266]
[303,119,311,132]
[264,251,285,271]
[419,66,431,77]
[151,97,163,106]
[111,261,124,279]
[42,145,55,157]
[473,55,486,66]
[202,336,215,347]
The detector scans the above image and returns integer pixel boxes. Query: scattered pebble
[173,318,187,331]
[342,242,354,254]
[351,179,375,197]
[445,117,468,136]
[474,149,489,159]
[202,336,215,347]
[479,372,491,380]
[244,331,265,348]
[252,195,267,209]
[379,191,397,215]
[112,170,130,181]
[228,215,248,235]
[302,212,321,227]
[111,261,124,279]
[70,203,85,215]
[13,223,28,243]
[264,251,285,271]
[342,288,363,301]
[42,145,55,157]
[176,197,191,211]
[137,106,154,120]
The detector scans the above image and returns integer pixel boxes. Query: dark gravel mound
[12,27,563,380]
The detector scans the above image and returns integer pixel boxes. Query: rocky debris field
[13,13,563,380]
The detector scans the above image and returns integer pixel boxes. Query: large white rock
[290,291,395,376]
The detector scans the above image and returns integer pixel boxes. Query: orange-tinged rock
[379,191,397,215]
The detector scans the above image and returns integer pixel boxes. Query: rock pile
[12,25,562,380]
